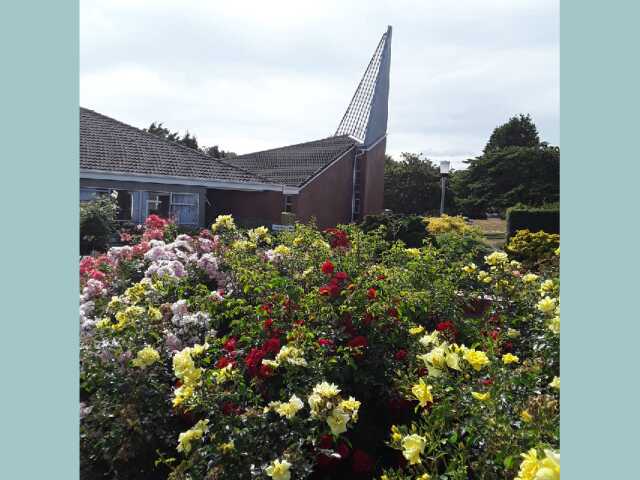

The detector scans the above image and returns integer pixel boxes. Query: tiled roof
[229,135,358,187]
[80,107,268,185]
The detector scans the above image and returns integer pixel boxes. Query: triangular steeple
[335,26,392,147]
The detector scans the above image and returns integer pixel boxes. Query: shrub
[424,215,479,236]
[360,213,429,247]
[506,203,559,238]
[80,216,559,480]
[80,194,118,254]
[505,229,560,271]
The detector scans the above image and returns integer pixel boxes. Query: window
[147,192,171,218]
[283,195,294,213]
[115,190,133,221]
[170,193,199,225]
[80,188,109,202]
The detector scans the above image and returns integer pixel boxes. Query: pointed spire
[335,26,392,147]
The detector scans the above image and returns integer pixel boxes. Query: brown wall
[359,138,386,217]
[295,148,356,229]
[207,189,284,228]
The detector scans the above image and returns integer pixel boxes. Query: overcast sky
[80,0,559,169]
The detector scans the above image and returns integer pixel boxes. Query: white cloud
[80,0,559,164]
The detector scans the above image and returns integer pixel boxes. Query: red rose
[351,449,374,474]
[263,318,274,330]
[318,338,334,347]
[417,367,429,377]
[221,402,240,416]
[347,336,368,349]
[258,364,274,378]
[489,330,499,341]
[362,313,374,327]
[335,271,348,282]
[263,337,281,354]
[321,260,335,275]
[376,274,386,280]
[502,341,513,353]
[216,356,234,369]
[223,337,237,352]
[395,349,408,361]
[318,434,333,449]
[245,347,266,376]
[259,304,273,314]
[367,288,377,299]
[337,442,351,460]
[387,307,399,318]
[480,377,493,386]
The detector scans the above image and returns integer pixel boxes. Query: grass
[470,218,507,249]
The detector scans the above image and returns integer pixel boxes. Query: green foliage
[80,195,118,254]
[144,122,236,158]
[360,213,429,247]
[505,229,560,271]
[506,204,560,238]
[384,153,448,215]
[484,113,540,154]
[451,145,559,218]
[80,220,559,480]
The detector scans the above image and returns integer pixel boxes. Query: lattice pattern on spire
[335,27,391,143]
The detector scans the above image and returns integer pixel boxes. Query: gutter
[80,169,300,194]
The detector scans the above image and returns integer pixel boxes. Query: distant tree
[451,145,559,217]
[450,114,559,217]
[144,122,199,150]
[383,153,448,215]
[484,114,540,153]
[144,122,237,157]
[204,145,238,159]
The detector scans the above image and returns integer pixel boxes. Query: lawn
[470,218,507,249]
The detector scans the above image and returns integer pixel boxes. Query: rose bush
[80,214,559,479]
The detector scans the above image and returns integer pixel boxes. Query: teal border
[0,0,79,478]
[2,1,639,478]
[561,1,640,478]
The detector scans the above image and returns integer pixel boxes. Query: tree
[144,122,236,158]
[144,122,199,150]
[383,153,449,215]
[450,114,559,217]
[484,114,540,153]
[451,145,559,217]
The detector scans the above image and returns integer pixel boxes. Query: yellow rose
[409,326,425,335]
[266,459,291,480]
[520,410,533,423]
[548,316,560,335]
[132,346,160,368]
[401,434,426,465]
[537,297,557,315]
[502,353,520,365]
[411,378,433,407]
[471,391,490,401]
[463,349,490,371]
[549,376,560,390]
[176,419,208,453]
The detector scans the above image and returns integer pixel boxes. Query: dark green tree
[450,114,559,217]
[484,114,540,153]
[144,122,199,150]
[144,122,237,158]
[451,145,559,217]
[383,153,448,215]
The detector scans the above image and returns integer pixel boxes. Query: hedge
[506,204,560,238]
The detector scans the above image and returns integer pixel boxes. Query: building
[80,27,392,230]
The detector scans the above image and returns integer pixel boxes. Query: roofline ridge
[234,134,358,159]
[80,106,269,184]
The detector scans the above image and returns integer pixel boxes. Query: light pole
[439,160,450,216]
